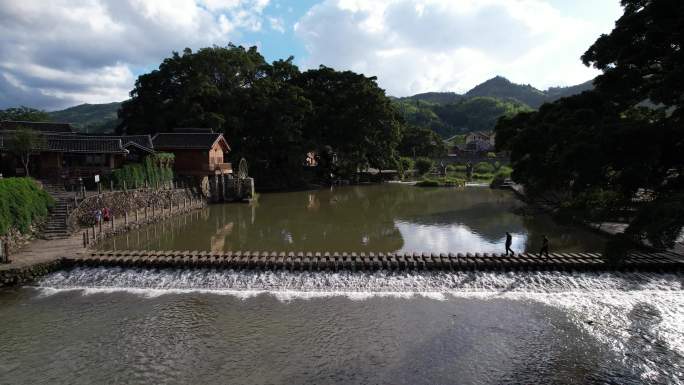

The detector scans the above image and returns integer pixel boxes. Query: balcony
[214,162,232,174]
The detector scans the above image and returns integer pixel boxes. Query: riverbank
[0,196,207,287]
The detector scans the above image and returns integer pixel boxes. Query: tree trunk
[21,154,30,177]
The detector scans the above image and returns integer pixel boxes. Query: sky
[0,0,624,111]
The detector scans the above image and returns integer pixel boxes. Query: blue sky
[0,0,624,110]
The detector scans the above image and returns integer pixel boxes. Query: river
[98,184,606,253]
[1,185,682,384]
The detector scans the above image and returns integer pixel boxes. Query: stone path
[0,232,84,272]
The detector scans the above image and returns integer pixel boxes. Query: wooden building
[152,132,232,176]
[0,121,154,179]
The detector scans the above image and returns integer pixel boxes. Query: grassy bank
[0,178,54,236]
[416,176,466,187]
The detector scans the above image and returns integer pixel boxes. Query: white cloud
[0,0,271,110]
[268,16,286,33]
[294,0,622,96]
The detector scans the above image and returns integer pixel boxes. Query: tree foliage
[0,106,50,122]
[394,96,532,137]
[496,0,684,249]
[0,178,54,236]
[6,127,46,176]
[398,125,447,158]
[119,45,404,189]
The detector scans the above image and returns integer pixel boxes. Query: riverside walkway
[67,249,684,272]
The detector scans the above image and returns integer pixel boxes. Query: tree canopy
[118,45,406,189]
[0,106,50,122]
[496,0,684,250]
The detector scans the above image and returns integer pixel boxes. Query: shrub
[490,167,514,188]
[486,152,497,158]
[112,153,175,189]
[0,178,54,236]
[498,165,513,176]
[416,176,465,187]
[474,161,495,174]
[415,157,434,176]
[397,157,415,179]
[416,178,440,187]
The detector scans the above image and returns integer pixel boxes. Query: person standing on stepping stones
[539,235,549,257]
[505,232,514,256]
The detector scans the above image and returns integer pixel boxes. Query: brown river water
[1,185,682,384]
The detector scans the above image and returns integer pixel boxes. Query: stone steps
[64,250,684,272]
[39,181,75,239]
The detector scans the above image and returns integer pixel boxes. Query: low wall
[66,250,683,273]
[69,188,200,228]
[0,223,42,254]
[0,260,64,287]
[80,197,206,247]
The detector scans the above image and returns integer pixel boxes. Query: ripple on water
[32,267,684,384]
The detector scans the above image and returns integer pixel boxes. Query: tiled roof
[173,127,215,133]
[0,132,127,154]
[0,120,74,133]
[42,134,128,153]
[106,135,154,151]
[153,132,230,150]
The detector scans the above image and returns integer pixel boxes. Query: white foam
[33,267,684,382]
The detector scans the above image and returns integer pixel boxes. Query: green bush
[112,153,175,189]
[489,167,513,187]
[397,157,415,179]
[415,157,434,176]
[474,161,495,174]
[416,176,465,187]
[0,178,54,236]
[416,178,440,187]
[498,165,513,176]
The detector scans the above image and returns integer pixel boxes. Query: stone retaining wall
[0,260,64,287]
[69,188,200,228]
[0,223,42,254]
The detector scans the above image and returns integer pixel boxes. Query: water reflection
[98,185,606,253]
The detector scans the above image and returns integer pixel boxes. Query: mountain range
[396,76,593,108]
[46,76,593,136]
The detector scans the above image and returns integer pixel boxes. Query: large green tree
[496,0,684,250]
[118,45,404,188]
[295,66,403,178]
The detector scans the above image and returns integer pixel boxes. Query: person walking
[505,232,514,256]
[539,235,549,257]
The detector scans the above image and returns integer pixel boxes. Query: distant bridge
[65,250,684,272]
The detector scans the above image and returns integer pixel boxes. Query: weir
[64,250,684,272]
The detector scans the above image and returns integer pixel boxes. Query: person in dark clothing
[505,232,514,256]
[539,235,549,257]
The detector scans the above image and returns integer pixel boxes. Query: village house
[0,121,154,180]
[464,131,496,152]
[151,130,232,177]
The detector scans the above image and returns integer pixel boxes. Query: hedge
[111,153,175,189]
[0,178,54,236]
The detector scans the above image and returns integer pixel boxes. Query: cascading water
[35,267,684,384]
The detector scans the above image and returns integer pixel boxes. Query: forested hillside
[393,96,531,137]
[47,102,121,133]
[393,76,593,137]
